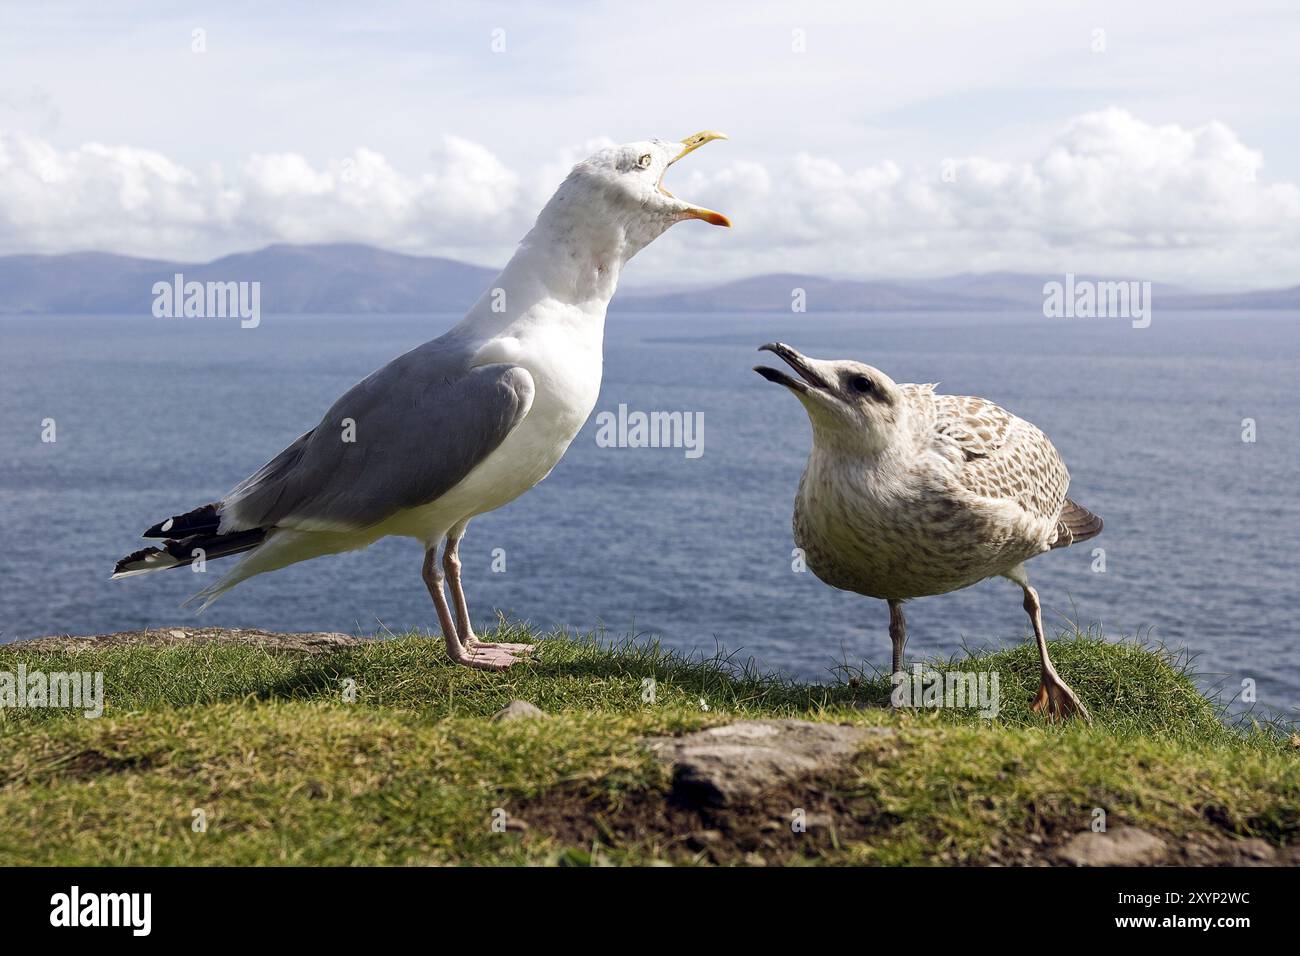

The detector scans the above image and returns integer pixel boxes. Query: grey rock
[1058,827,1168,866]
[492,700,548,723]
[643,719,893,807]
[1232,838,1277,863]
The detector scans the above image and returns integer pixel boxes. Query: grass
[0,622,1296,866]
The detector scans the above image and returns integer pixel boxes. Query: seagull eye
[637,153,653,169]
[850,375,874,394]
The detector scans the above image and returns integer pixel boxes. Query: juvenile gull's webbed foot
[1031,670,1092,723]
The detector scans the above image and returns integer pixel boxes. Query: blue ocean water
[1,309,1297,714]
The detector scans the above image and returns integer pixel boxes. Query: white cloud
[0,133,216,258]
[234,137,523,253]
[2,109,1299,288]
[0,130,528,263]
[660,108,1300,288]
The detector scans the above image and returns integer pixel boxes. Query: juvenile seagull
[112,132,731,670]
[754,343,1100,721]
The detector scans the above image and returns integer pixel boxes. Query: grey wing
[926,392,1070,526]
[219,342,535,533]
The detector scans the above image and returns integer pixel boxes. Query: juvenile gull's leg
[423,546,522,671]
[1021,583,1091,723]
[888,599,907,676]
[443,530,535,656]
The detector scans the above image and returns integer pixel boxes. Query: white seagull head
[536,131,730,263]
[755,342,909,456]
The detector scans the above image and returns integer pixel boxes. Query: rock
[1231,838,1277,863]
[642,719,894,807]
[492,700,548,723]
[1058,827,1168,866]
[3,627,365,655]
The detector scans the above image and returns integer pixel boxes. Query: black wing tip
[112,544,174,577]
[114,546,155,572]
[143,502,221,538]
[115,527,268,577]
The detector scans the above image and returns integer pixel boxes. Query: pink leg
[422,547,523,671]
[442,535,535,656]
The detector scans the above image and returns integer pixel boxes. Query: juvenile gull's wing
[926,391,1018,460]
[220,339,535,533]
[924,392,1069,526]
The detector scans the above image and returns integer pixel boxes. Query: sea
[1,309,1297,715]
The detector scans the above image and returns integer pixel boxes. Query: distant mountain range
[1,243,1297,314]
[0,244,497,315]
[616,271,1202,313]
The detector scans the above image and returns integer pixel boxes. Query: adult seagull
[113,132,731,670]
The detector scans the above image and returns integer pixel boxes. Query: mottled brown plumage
[755,343,1100,722]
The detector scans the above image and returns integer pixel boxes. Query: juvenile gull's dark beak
[753,342,828,393]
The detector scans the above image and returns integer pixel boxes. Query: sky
[1,0,1299,290]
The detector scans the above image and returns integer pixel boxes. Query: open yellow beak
[672,130,729,163]
[664,130,731,227]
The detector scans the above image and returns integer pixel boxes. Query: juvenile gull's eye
[637,153,652,169]
[850,374,874,394]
